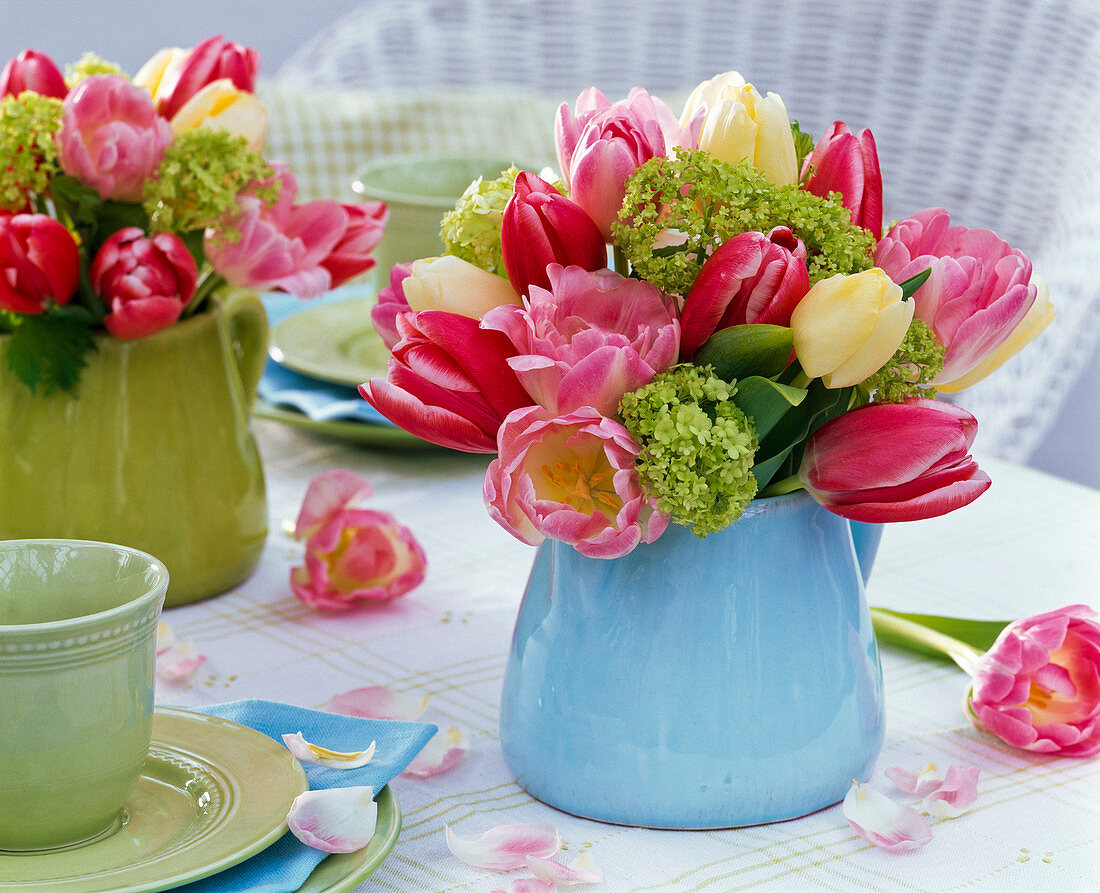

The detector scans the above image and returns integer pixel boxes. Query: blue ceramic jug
[499,491,886,828]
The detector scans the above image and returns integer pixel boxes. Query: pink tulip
[370,262,412,350]
[0,49,68,99]
[56,75,174,202]
[482,264,680,415]
[555,87,694,237]
[205,164,347,299]
[484,405,670,558]
[802,121,883,237]
[90,227,198,339]
[154,34,259,121]
[501,171,607,297]
[968,605,1100,757]
[0,214,80,315]
[874,208,1036,389]
[679,230,810,358]
[321,201,388,288]
[360,310,534,453]
[799,398,991,522]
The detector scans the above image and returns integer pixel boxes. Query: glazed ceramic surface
[352,154,518,280]
[0,540,168,851]
[499,491,886,828]
[0,708,308,892]
[0,291,269,607]
[270,297,390,387]
[850,521,885,585]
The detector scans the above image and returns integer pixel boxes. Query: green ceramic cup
[0,540,168,852]
[352,154,520,282]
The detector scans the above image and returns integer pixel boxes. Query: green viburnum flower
[65,53,125,86]
[613,149,875,296]
[619,364,758,537]
[862,318,945,403]
[439,165,521,276]
[144,130,276,236]
[0,94,62,210]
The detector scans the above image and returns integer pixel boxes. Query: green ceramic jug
[0,290,269,607]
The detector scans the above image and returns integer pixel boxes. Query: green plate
[0,707,308,893]
[254,400,440,449]
[298,786,402,892]
[269,298,390,388]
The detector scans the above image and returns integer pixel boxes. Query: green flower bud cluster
[863,317,945,403]
[0,94,62,210]
[65,53,125,86]
[440,165,521,277]
[612,149,875,297]
[145,130,276,236]
[619,364,759,537]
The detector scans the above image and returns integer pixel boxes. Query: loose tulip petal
[156,641,207,683]
[843,781,932,852]
[295,469,373,540]
[491,882,556,893]
[885,763,943,798]
[325,685,428,721]
[527,851,604,885]
[286,786,377,853]
[281,732,376,769]
[445,823,562,870]
[922,766,980,819]
[401,726,469,778]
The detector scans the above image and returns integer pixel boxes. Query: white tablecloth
[160,421,1100,892]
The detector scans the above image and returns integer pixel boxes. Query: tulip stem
[870,607,983,675]
[612,244,630,277]
[759,474,804,497]
[186,271,226,317]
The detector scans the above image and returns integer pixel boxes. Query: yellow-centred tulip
[680,71,799,186]
[402,255,522,319]
[169,78,268,153]
[132,47,188,100]
[791,268,914,388]
[936,274,1055,392]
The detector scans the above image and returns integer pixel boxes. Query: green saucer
[269,298,390,388]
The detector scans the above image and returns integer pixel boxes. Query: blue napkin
[176,699,436,893]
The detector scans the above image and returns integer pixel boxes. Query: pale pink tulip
[874,208,1037,389]
[360,310,534,453]
[482,264,680,415]
[154,34,259,120]
[0,49,67,99]
[501,171,607,297]
[321,201,387,288]
[968,605,1100,757]
[0,214,80,315]
[555,87,694,237]
[802,121,883,237]
[680,230,809,358]
[799,399,991,522]
[90,227,198,339]
[326,685,428,721]
[370,262,412,350]
[56,75,174,202]
[445,823,562,870]
[484,405,670,558]
[843,781,932,852]
[205,165,346,299]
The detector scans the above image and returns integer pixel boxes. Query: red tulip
[359,310,533,452]
[799,399,991,522]
[802,121,883,237]
[155,35,259,121]
[91,227,198,339]
[0,49,68,99]
[320,201,388,289]
[0,214,79,315]
[501,171,606,297]
[679,230,809,359]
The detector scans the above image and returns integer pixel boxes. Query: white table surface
[159,420,1100,893]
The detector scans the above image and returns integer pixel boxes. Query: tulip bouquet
[362,71,1053,558]
[0,37,386,394]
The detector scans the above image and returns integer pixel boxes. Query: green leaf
[695,324,794,382]
[749,448,797,491]
[790,119,815,177]
[3,309,97,395]
[871,608,1009,660]
[48,174,103,234]
[732,376,807,441]
[898,268,931,301]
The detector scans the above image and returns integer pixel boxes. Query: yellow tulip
[680,71,798,186]
[791,268,914,388]
[937,274,1055,393]
[132,47,187,100]
[403,256,522,319]
[169,78,268,153]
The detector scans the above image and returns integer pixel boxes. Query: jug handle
[219,288,270,400]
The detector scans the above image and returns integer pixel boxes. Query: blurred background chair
[267,0,1100,471]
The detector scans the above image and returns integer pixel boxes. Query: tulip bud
[132,47,188,99]
[802,121,883,237]
[169,78,268,152]
[0,49,68,99]
[790,268,913,388]
[154,34,259,120]
[501,171,607,297]
[402,255,521,319]
[0,213,80,314]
